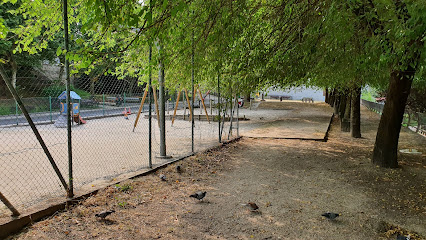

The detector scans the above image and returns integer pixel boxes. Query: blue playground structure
[54,91,86,128]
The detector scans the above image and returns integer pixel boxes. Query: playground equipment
[133,85,160,132]
[171,86,210,125]
[54,91,86,128]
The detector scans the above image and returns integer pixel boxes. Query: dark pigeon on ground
[159,174,167,181]
[190,191,207,200]
[176,165,182,173]
[246,202,259,211]
[321,212,340,220]
[396,234,411,240]
[95,210,115,219]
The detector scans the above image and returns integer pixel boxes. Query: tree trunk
[372,70,414,168]
[341,93,351,132]
[329,89,335,107]
[350,87,361,138]
[90,79,95,95]
[406,110,411,128]
[333,92,340,115]
[415,112,420,133]
[245,93,250,103]
[8,53,18,89]
[338,93,347,119]
[325,88,329,104]
[58,56,65,84]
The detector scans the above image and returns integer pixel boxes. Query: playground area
[5,101,425,240]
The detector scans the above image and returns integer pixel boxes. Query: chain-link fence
[0,66,239,219]
[361,99,426,136]
[0,0,244,219]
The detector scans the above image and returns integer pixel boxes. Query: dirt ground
[7,102,426,240]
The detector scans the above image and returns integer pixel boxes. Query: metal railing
[361,99,425,136]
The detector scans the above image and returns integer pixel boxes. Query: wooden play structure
[132,84,211,131]
[133,85,161,132]
[171,85,210,125]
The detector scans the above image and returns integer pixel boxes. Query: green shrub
[41,84,91,98]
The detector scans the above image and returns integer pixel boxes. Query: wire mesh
[0,62,231,218]
[0,5,238,220]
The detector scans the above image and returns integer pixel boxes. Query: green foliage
[41,84,91,98]
[4,0,426,100]
[115,183,133,193]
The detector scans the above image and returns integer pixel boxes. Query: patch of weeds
[117,201,128,208]
[115,183,133,193]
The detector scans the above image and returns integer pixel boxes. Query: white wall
[264,86,325,102]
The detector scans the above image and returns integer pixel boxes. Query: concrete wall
[264,87,325,102]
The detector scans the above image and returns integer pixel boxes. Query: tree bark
[325,88,329,104]
[329,89,335,107]
[338,93,347,119]
[372,70,414,168]
[341,93,351,132]
[350,87,361,138]
[333,92,340,115]
[8,53,18,88]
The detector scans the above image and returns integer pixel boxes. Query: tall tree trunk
[245,92,250,103]
[90,79,95,95]
[8,53,18,88]
[338,93,347,119]
[341,93,351,132]
[372,69,414,167]
[329,89,336,107]
[325,88,329,104]
[58,56,65,84]
[415,112,420,133]
[333,92,340,115]
[350,87,361,138]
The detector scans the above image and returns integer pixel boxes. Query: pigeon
[176,165,182,173]
[159,174,167,181]
[95,210,115,219]
[190,191,207,200]
[245,202,259,211]
[321,212,340,220]
[397,234,411,240]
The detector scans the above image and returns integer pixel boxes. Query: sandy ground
[5,101,426,240]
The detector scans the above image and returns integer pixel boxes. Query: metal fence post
[49,96,52,122]
[124,92,126,109]
[210,98,212,116]
[63,0,73,198]
[15,100,18,125]
[218,72,221,143]
[237,98,239,137]
[148,45,152,168]
[0,65,69,193]
[102,94,105,116]
[191,27,195,153]
[0,192,20,217]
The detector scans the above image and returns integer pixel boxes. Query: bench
[302,97,314,103]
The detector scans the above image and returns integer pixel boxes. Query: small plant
[115,183,133,192]
[117,201,128,208]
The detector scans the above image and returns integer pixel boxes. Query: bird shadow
[99,219,116,225]
[250,210,262,215]
[198,200,211,204]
